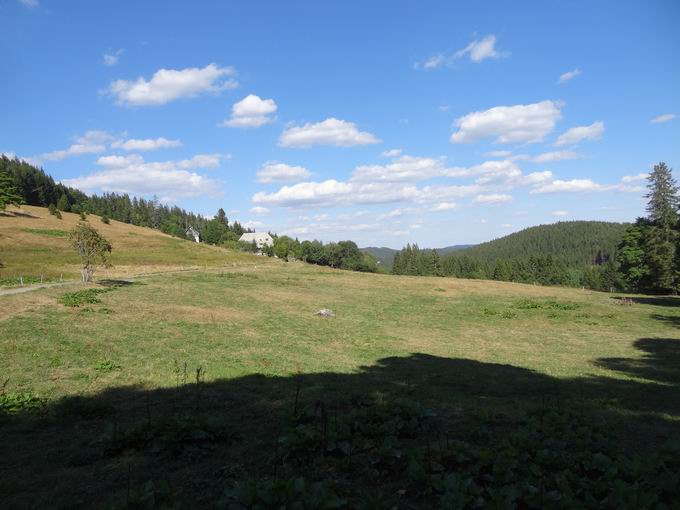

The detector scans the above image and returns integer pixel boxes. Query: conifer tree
[0,171,22,211]
[644,163,678,292]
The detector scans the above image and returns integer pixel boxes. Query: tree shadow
[650,313,680,329]
[610,295,680,307]
[96,279,139,288]
[0,210,38,218]
[1,339,679,508]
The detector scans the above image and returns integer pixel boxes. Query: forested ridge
[451,221,628,267]
[393,162,680,295]
[0,155,251,242]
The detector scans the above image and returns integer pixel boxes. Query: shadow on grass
[611,295,680,307]
[0,210,38,218]
[1,338,679,507]
[96,279,139,288]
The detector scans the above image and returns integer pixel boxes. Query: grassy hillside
[1,255,679,505]
[449,220,628,267]
[0,205,264,285]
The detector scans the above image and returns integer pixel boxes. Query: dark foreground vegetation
[2,334,679,508]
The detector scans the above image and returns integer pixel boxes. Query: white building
[185,226,200,243]
[239,232,274,251]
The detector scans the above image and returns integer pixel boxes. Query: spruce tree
[0,171,22,211]
[644,163,679,292]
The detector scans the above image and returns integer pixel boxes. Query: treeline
[0,155,250,243]
[266,237,378,273]
[393,163,678,294]
[392,221,626,289]
[393,244,619,290]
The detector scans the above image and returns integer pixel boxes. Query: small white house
[239,232,274,251]
[185,226,200,243]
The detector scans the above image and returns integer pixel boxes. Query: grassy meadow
[1,208,679,507]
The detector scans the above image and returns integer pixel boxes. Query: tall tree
[0,171,22,211]
[644,162,678,292]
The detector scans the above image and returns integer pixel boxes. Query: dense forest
[0,155,250,243]
[393,163,679,294]
[362,244,472,268]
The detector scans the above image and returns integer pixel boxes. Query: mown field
[1,211,679,508]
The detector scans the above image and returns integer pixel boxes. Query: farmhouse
[185,226,200,243]
[239,232,274,251]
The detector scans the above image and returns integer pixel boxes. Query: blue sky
[1,0,678,248]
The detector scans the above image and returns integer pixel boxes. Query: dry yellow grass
[0,205,268,284]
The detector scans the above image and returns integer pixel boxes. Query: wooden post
[20,276,23,286]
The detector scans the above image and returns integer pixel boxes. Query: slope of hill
[448,221,628,267]
[363,244,472,268]
[0,205,263,285]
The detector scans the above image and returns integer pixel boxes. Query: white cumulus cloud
[352,155,448,182]
[551,210,569,216]
[455,35,507,63]
[37,131,115,162]
[108,63,238,107]
[451,100,562,144]
[279,118,380,148]
[111,137,182,151]
[431,202,457,212]
[532,150,582,163]
[473,193,513,205]
[249,207,270,215]
[650,113,675,124]
[103,49,124,67]
[417,34,507,69]
[555,121,604,146]
[256,162,311,183]
[381,149,402,157]
[621,173,648,183]
[221,94,277,128]
[558,69,582,84]
[62,153,225,200]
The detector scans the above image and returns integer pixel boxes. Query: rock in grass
[315,308,336,317]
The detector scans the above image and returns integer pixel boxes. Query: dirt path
[0,264,261,297]
[0,281,80,297]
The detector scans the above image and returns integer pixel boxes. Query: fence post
[20,276,23,286]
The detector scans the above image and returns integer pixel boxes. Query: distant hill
[446,221,629,268]
[363,244,472,268]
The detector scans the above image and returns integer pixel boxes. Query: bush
[101,215,110,224]
[59,288,111,307]
[54,210,62,219]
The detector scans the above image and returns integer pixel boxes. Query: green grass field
[1,208,679,507]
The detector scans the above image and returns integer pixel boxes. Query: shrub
[94,360,121,371]
[59,288,111,307]
[101,215,110,224]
